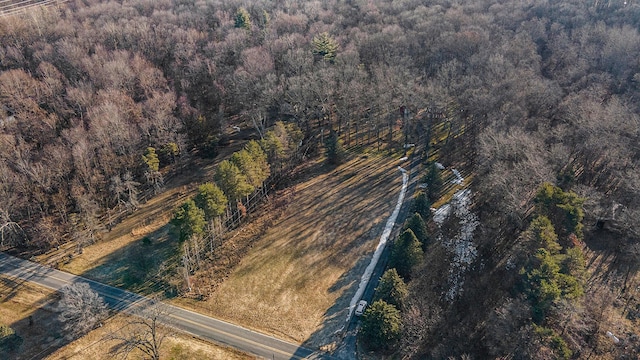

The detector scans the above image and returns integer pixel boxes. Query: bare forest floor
[579,234,640,359]
[173,153,405,349]
[402,131,640,359]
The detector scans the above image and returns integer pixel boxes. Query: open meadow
[175,153,406,349]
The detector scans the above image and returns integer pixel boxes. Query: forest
[1,0,640,358]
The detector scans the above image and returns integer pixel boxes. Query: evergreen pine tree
[235,7,252,30]
[312,32,339,62]
[171,199,206,242]
[411,191,431,222]
[374,268,409,308]
[194,183,228,220]
[360,300,402,351]
[390,229,424,279]
[404,212,429,249]
[142,147,160,172]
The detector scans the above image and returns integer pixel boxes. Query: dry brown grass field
[175,153,406,349]
[0,274,252,360]
[25,139,407,353]
[46,313,253,360]
[0,274,59,359]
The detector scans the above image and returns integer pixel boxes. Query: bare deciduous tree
[57,283,108,339]
[106,300,172,360]
[0,208,26,249]
[122,172,141,211]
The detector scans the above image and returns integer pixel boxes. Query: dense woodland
[1,0,640,358]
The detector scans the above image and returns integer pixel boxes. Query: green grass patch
[82,225,180,297]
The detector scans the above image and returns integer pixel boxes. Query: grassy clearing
[25,134,405,352]
[174,154,405,347]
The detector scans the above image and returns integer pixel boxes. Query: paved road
[0,252,314,360]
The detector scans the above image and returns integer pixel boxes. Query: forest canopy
[1,0,640,358]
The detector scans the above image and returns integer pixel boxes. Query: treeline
[482,184,588,359]
[359,182,435,351]
[170,122,301,292]
[172,121,302,240]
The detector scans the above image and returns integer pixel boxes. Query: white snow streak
[432,184,479,301]
[346,166,408,322]
[433,204,451,225]
[451,169,464,185]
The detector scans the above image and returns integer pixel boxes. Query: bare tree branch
[105,299,173,360]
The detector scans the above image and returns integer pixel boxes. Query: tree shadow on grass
[2,279,66,360]
[301,256,369,352]
[0,275,39,305]
[1,225,181,359]
[81,223,181,298]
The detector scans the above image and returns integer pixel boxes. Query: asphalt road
[0,252,314,360]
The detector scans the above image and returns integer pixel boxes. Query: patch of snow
[346,166,409,322]
[606,331,620,344]
[435,189,479,302]
[505,257,516,271]
[399,156,408,162]
[451,169,464,185]
[435,162,445,170]
[418,183,428,189]
[433,204,451,225]
[403,143,415,148]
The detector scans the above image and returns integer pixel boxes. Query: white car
[355,300,368,316]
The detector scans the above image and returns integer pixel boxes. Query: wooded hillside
[1,0,640,358]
